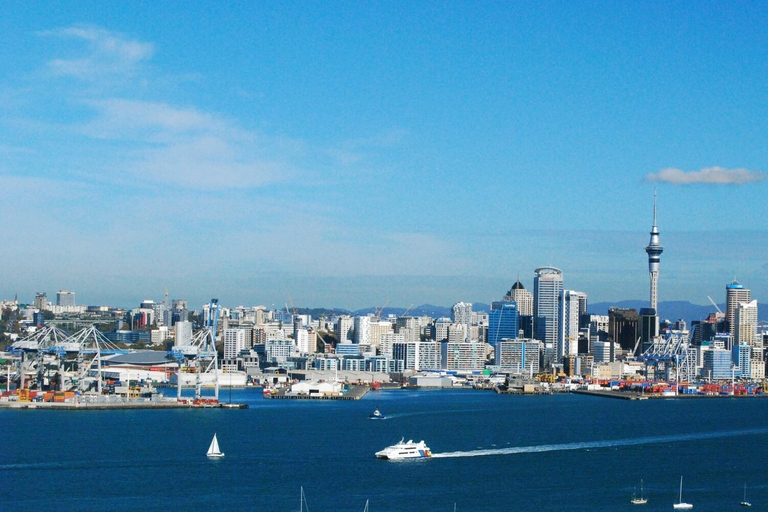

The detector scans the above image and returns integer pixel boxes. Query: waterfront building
[733,343,751,378]
[736,300,758,348]
[365,356,390,373]
[644,191,663,311]
[503,280,533,316]
[56,290,76,307]
[392,341,419,370]
[442,341,486,371]
[726,281,751,334]
[224,328,248,359]
[702,347,732,380]
[489,301,519,363]
[418,341,442,370]
[534,267,563,366]
[558,290,585,360]
[497,338,541,375]
[313,356,339,371]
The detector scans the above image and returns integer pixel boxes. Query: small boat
[673,476,693,510]
[741,483,751,507]
[631,479,647,505]
[206,433,224,458]
[369,408,386,420]
[375,438,432,460]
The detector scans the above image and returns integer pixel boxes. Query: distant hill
[591,300,715,323]
[321,300,765,324]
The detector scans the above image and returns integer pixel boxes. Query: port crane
[169,299,221,401]
[638,330,696,382]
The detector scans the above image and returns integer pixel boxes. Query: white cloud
[646,166,765,185]
[79,98,301,189]
[38,25,154,79]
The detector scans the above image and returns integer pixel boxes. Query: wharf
[573,389,768,400]
[267,385,369,400]
[572,389,648,400]
[0,400,250,410]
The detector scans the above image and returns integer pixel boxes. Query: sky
[1,2,767,311]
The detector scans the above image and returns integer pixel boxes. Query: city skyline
[1,3,766,309]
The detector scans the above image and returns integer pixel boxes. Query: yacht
[673,476,693,510]
[206,433,224,458]
[375,438,432,460]
[631,479,647,505]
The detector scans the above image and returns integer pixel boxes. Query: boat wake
[432,427,768,459]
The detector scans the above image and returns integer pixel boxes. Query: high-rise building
[558,290,585,360]
[503,281,533,316]
[534,267,563,364]
[34,292,47,310]
[638,307,658,354]
[645,191,663,311]
[337,315,353,343]
[354,315,370,345]
[174,320,193,346]
[451,302,473,325]
[224,328,248,359]
[726,281,751,334]
[56,290,76,307]
[497,338,541,375]
[608,308,639,353]
[736,300,758,347]
[489,301,519,363]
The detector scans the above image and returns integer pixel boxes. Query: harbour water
[2,388,767,511]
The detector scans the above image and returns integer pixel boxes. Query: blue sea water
[2,388,767,512]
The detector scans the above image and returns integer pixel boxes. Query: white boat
[206,433,224,458]
[631,479,647,505]
[375,438,432,459]
[741,483,751,507]
[673,476,692,509]
[369,408,385,420]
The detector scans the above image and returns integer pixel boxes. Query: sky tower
[645,191,663,310]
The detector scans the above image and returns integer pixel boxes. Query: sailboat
[206,433,224,458]
[631,479,648,505]
[741,483,752,507]
[673,476,693,509]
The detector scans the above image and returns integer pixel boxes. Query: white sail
[207,434,224,458]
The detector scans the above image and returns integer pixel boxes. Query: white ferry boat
[375,438,432,460]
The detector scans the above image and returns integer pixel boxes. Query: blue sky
[1,2,766,310]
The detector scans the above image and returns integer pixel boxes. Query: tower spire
[645,192,663,311]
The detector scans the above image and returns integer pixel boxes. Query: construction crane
[402,304,415,317]
[707,296,724,315]
[375,299,390,321]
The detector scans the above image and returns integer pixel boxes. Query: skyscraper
[56,290,75,307]
[503,281,533,316]
[726,281,751,334]
[558,290,585,360]
[736,299,758,347]
[645,191,663,311]
[489,301,519,364]
[534,267,563,364]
